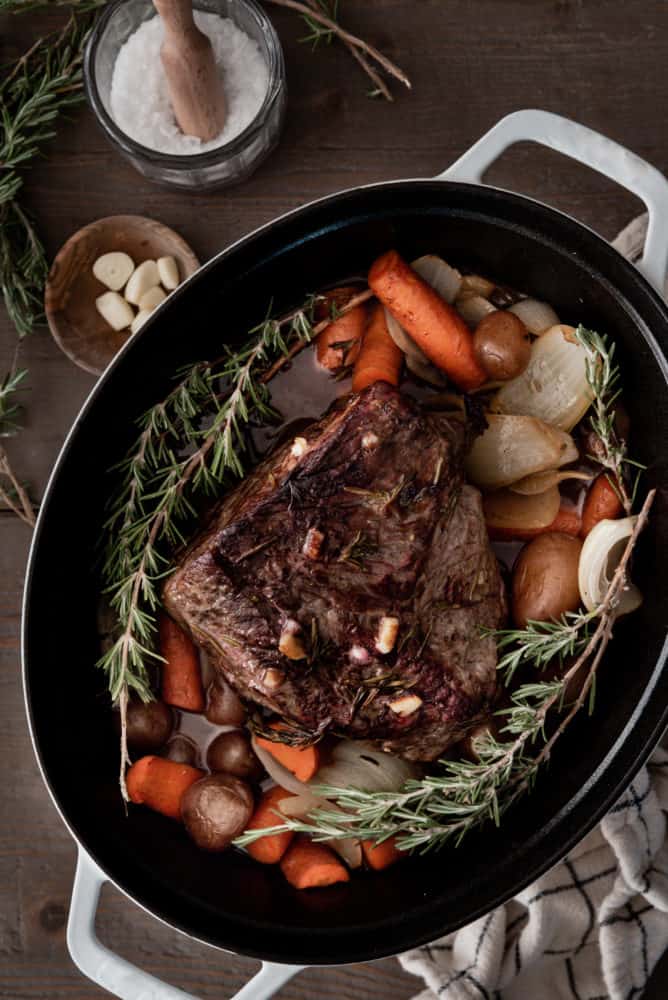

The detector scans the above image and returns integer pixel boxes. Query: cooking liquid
[167,339,595,765]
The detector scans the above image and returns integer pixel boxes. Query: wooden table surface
[2,2,668,997]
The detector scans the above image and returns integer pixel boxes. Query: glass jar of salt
[84,0,286,190]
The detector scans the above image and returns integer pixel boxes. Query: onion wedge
[465,414,579,490]
[578,517,643,615]
[509,469,593,496]
[456,294,497,329]
[412,255,462,303]
[483,485,561,531]
[491,324,594,431]
[508,298,560,335]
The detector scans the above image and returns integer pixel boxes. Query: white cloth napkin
[400,214,668,1000]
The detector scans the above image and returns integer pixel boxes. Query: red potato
[580,473,624,537]
[368,250,486,392]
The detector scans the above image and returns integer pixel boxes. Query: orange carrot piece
[362,836,403,871]
[159,614,205,712]
[280,835,350,889]
[255,723,320,782]
[368,249,486,392]
[351,301,403,392]
[315,287,367,372]
[580,473,624,537]
[126,755,203,820]
[245,786,296,864]
[488,506,582,541]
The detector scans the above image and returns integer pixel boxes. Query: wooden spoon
[153,0,226,141]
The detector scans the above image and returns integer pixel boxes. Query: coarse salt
[110,12,269,156]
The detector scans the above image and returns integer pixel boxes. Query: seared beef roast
[164,382,506,760]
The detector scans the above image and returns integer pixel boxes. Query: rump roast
[163,382,506,760]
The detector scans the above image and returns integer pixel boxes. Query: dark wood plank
[3,1,668,996]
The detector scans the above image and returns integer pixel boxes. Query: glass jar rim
[84,0,286,168]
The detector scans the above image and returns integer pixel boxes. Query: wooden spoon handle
[152,0,227,142]
[152,0,198,38]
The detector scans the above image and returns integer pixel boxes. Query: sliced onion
[492,325,594,431]
[405,352,449,386]
[412,254,462,303]
[483,485,561,531]
[385,307,430,365]
[508,298,560,335]
[509,469,593,496]
[326,838,363,869]
[251,735,313,796]
[456,294,497,329]
[465,414,579,490]
[315,739,418,792]
[459,273,495,298]
[578,517,643,615]
[277,791,326,817]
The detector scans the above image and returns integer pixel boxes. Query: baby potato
[473,311,531,381]
[181,774,254,851]
[205,679,247,726]
[512,531,583,628]
[206,730,264,782]
[163,734,200,767]
[115,698,174,753]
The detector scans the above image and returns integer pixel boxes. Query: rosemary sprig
[1,9,99,336]
[265,0,410,102]
[235,490,654,853]
[0,367,28,437]
[99,292,372,797]
[575,325,642,514]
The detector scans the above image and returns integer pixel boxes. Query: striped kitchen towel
[400,747,668,1000]
[400,214,668,1000]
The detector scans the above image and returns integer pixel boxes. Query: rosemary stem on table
[264,0,411,93]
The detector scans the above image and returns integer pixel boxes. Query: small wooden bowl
[45,215,200,375]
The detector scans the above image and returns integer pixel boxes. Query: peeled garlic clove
[157,255,180,290]
[130,309,152,335]
[124,260,160,305]
[92,251,134,291]
[138,286,166,312]
[96,291,134,332]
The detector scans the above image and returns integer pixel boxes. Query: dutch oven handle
[67,849,304,1000]
[437,108,668,294]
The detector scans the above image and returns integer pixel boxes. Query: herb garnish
[98,293,368,797]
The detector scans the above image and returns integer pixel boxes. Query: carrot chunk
[245,786,296,864]
[580,473,624,537]
[126,755,203,820]
[255,723,320,782]
[315,287,367,372]
[361,836,404,871]
[280,835,350,889]
[368,249,486,392]
[351,301,403,392]
[159,614,205,712]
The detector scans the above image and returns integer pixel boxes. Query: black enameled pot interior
[23,182,668,965]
